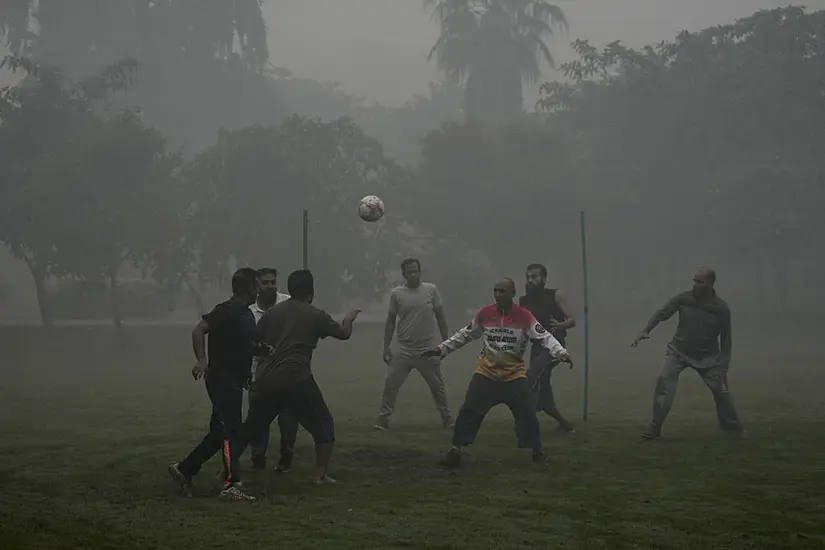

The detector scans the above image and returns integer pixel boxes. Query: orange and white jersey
[436,304,569,382]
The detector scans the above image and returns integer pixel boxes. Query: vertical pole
[580,211,590,421]
[302,208,309,270]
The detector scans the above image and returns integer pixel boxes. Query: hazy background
[265,0,803,106]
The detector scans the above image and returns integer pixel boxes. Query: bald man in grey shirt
[375,258,452,430]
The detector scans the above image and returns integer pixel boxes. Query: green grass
[1,321,824,549]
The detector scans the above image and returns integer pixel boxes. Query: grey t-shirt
[389,282,443,352]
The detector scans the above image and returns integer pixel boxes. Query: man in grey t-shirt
[375,258,452,430]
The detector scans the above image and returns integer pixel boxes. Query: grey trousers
[651,349,743,432]
[377,351,451,424]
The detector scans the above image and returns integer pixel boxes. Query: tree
[424,0,567,123]
[0,55,143,327]
[0,0,279,153]
[184,116,411,310]
[534,6,825,310]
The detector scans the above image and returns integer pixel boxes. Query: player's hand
[192,360,208,380]
[421,348,441,359]
[548,321,565,333]
[631,332,650,348]
[344,309,362,323]
[559,353,574,369]
[382,348,393,364]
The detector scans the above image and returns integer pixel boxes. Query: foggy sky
[265,0,809,106]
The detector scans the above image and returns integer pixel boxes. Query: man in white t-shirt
[247,267,293,471]
[375,258,452,430]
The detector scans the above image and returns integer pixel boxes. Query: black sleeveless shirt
[519,288,567,343]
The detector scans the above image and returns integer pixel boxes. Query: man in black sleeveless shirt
[519,263,576,433]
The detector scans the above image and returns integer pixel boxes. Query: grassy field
[1,318,824,549]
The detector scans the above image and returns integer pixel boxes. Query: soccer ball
[358,195,385,222]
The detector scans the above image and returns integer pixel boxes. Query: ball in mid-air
[358,195,385,222]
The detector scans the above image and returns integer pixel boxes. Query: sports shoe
[531,449,546,464]
[557,423,576,435]
[219,482,256,502]
[250,458,267,471]
[274,454,292,473]
[641,424,662,440]
[373,419,389,431]
[439,447,461,469]
[168,462,193,495]
[313,475,337,485]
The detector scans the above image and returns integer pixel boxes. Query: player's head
[231,267,259,306]
[493,277,517,309]
[287,269,315,303]
[401,258,422,288]
[256,267,280,307]
[525,263,547,293]
[693,267,716,297]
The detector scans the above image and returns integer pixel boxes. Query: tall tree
[184,116,410,309]
[0,55,143,327]
[424,0,567,123]
[0,0,278,153]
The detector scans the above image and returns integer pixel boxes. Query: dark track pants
[179,375,243,488]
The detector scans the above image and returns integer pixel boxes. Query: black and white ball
[358,195,385,222]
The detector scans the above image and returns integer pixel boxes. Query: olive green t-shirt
[254,299,342,392]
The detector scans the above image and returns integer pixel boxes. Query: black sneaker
[439,447,461,469]
[274,454,292,473]
[168,462,193,495]
[250,458,267,471]
[531,449,546,463]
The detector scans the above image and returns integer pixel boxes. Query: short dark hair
[526,263,547,278]
[400,258,421,274]
[256,267,278,278]
[287,269,314,300]
[232,267,258,296]
[702,267,717,284]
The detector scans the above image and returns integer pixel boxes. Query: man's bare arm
[553,289,576,330]
[328,310,362,341]
[434,306,449,341]
[191,319,209,363]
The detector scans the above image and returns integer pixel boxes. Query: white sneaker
[219,482,256,502]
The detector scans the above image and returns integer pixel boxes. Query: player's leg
[171,405,223,493]
[374,354,413,430]
[213,385,251,501]
[275,409,300,472]
[645,352,689,439]
[504,377,544,462]
[285,376,336,483]
[443,374,499,467]
[696,365,745,435]
[247,388,271,470]
[527,346,574,433]
[415,356,453,428]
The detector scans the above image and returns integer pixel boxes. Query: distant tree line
[1,4,823,331]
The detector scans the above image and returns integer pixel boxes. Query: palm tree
[424,0,567,123]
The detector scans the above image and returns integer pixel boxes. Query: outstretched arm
[423,316,482,359]
[632,294,682,347]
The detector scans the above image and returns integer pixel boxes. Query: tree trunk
[108,267,125,344]
[185,273,206,317]
[26,260,53,329]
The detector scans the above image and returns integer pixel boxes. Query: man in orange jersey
[422,278,572,468]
